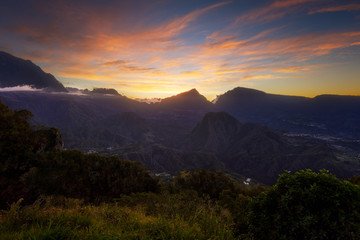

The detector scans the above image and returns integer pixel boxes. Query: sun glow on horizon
[1,0,360,98]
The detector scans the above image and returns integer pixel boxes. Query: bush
[21,150,160,202]
[173,169,239,199]
[248,169,360,240]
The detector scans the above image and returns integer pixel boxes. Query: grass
[0,193,237,240]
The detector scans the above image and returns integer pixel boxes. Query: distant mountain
[0,51,67,92]
[187,112,286,154]
[186,112,357,184]
[148,88,213,127]
[158,88,211,110]
[214,87,360,139]
[89,88,120,95]
[214,87,307,121]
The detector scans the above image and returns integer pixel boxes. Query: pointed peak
[163,88,205,100]
[188,88,199,94]
[158,88,212,108]
[177,88,200,97]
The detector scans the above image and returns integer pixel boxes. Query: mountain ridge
[0,51,67,92]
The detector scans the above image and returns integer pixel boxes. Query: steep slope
[187,112,245,152]
[0,51,66,92]
[187,112,287,154]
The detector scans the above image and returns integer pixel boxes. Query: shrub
[248,169,360,240]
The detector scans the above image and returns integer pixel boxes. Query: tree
[248,170,360,240]
[173,169,239,199]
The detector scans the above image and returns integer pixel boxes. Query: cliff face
[187,112,242,152]
[187,111,286,154]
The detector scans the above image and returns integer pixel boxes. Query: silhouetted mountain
[214,87,360,139]
[158,88,211,109]
[90,88,120,95]
[188,112,286,154]
[0,51,66,92]
[187,112,243,152]
[148,88,213,127]
[214,87,307,121]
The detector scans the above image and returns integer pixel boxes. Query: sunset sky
[1,0,360,100]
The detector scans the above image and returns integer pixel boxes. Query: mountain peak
[0,51,67,92]
[214,87,267,108]
[224,87,266,97]
[183,88,199,95]
[158,88,211,109]
[169,88,201,98]
[90,88,120,95]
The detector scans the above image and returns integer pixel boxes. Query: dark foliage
[22,150,159,202]
[173,169,239,199]
[0,100,159,208]
[248,170,360,240]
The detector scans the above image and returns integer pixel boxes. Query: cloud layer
[1,0,359,99]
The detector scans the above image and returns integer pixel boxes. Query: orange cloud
[180,71,205,78]
[103,60,131,66]
[274,66,310,73]
[309,4,360,14]
[103,60,155,72]
[243,74,275,81]
[203,31,360,59]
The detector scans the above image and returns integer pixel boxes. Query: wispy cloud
[309,3,360,14]
[103,60,155,72]
[234,0,321,26]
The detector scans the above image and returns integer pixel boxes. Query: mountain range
[1,51,359,184]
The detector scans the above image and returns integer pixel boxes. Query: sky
[1,0,360,100]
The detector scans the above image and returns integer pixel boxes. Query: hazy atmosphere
[1,0,360,99]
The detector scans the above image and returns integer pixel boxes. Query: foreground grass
[0,193,236,240]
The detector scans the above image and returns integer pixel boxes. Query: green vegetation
[1,171,359,239]
[249,170,360,240]
[0,194,234,240]
[1,99,360,239]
